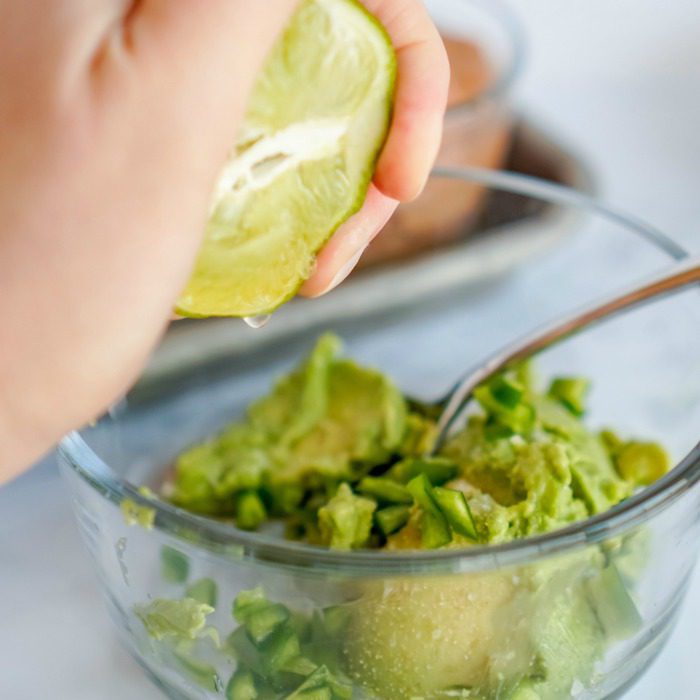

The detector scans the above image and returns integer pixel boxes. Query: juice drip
[243,314,271,329]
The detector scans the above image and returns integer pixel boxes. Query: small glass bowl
[362,0,524,266]
[59,170,700,700]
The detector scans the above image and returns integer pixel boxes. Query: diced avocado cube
[226,627,265,678]
[375,505,411,536]
[390,457,458,485]
[160,546,190,584]
[317,484,376,550]
[237,491,267,530]
[226,668,258,700]
[615,442,669,486]
[406,474,451,549]
[432,487,477,540]
[186,578,218,607]
[548,377,591,417]
[246,603,291,645]
[262,626,301,674]
[357,476,412,504]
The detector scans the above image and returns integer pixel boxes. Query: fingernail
[322,247,365,295]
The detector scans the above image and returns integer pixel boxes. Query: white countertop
[2,1,700,698]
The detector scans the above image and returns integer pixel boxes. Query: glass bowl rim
[441,0,527,117]
[58,167,700,575]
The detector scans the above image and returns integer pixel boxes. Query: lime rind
[176,0,396,317]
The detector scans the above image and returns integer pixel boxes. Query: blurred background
[2,1,699,698]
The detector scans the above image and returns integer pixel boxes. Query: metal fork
[434,255,700,449]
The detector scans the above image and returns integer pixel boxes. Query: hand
[301,0,449,296]
[0,0,448,481]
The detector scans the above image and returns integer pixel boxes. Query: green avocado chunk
[135,597,214,642]
[170,334,408,516]
[440,391,634,543]
[161,546,190,584]
[317,483,376,550]
[185,578,218,607]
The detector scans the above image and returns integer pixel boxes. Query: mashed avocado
[169,334,408,519]
[155,334,668,700]
[168,334,650,548]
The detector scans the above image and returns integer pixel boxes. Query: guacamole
[145,334,668,700]
[168,333,664,551]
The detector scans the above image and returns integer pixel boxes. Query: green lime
[176,0,396,317]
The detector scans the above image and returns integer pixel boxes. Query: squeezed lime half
[176,0,396,317]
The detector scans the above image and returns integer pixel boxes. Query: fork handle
[436,255,700,442]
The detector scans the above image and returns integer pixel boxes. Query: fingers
[299,184,398,298]
[363,0,450,201]
[303,0,448,298]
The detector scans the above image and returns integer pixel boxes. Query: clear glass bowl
[59,170,700,700]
